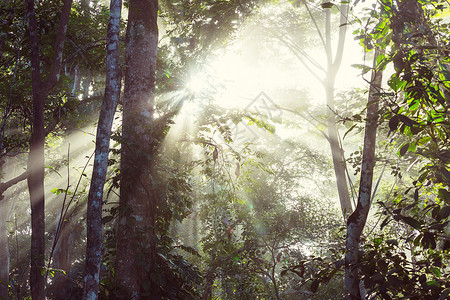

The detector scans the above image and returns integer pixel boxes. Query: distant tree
[255,0,353,218]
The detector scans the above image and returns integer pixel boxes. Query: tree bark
[114,0,159,298]
[345,49,383,299]
[0,158,12,300]
[0,201,9,300]
[82,0,122,298]
[25,0,73,298]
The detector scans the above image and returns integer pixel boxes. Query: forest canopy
[0,0,449,299]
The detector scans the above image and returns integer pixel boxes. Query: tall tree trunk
[25,0,73,298]
[115,0,158,298]
[323,1,353,219]
[82,0,122,298]
[0,158,11,300]
[0,199,10,300]
[345,49,383,299]
[25,1,46,297]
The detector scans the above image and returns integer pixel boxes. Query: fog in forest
[0,0,449,299]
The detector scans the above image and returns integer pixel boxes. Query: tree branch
[0,170,28,197]
[43,0,74,92]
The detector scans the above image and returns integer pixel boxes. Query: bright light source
[186,74,207,94]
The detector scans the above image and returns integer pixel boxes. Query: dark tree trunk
[114,0,159,298]
[345,49,383,299]
[25,1,46,296]
[0,158,11,300]
[82,0,122,298]
[25,0,73,298]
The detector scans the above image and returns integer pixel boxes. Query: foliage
[5,0,450,298]
[350,0,450,298]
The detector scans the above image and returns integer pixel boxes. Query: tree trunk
[0,199,9,300]
[114,0,158,298]
[0,158,11,300]
[82,71,92,100]
[345,49,382,299]
[326,82,353,218]
[25,1,46,297]
[323,1,353,219]
[52,218,72,300]
[25,0,73,298]
[82,0,122,298]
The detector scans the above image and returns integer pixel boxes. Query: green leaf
[310,279,320,293]
[351,64,372,74]
[380,217,390,230]
[398,115,413,127]
[438,189,450,204]
[422,231,436,249]
[388,76,406,92]
[399,143,409,157]
[374,237,383,247]
[389,115,399,131]
[51,188,72,195]
[439,206,450,219]
[426,280,437,286]
[321,2,334,8]
[402,216,421,229]
[430,266,441,277]
[418,136,431,145]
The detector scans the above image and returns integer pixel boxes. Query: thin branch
[274,36,326,85]
[333,2,350,68]
[274,104,330,142]
[282,32,326,72]
[46,144,71,281]
[303,0,327,50]
[43,0,74,92]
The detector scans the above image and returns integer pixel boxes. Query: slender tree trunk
[26,0,46,291]
[345,49,383,299]
[0,158,11,300]
[52,218,72,300]
[323,1,353,219]
[0,200,9,300]
[82,0,122,298]
[71,65,82,96]
[326,81,353,218]
[25,0,73,298]
[115,1,158,298]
